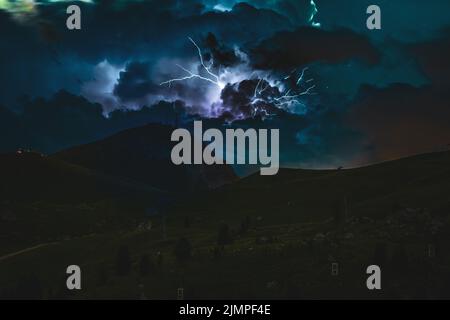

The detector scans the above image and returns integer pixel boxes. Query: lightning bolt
[160,38,317,120]
[309,0,321,28]
[253,67,317,115]
[160,37,223,88]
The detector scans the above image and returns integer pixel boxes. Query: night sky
[1,0,449,174]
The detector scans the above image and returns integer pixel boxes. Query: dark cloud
[203,32,242,68]
[0,90,190,154]
[249,26,380,71]
[315,0,450,42]
[36,0,292,60]
[0,0,293,109]
[347,84,450,163]
[202,0,316,26]
[409,28,450,87]
[220,79,282,119]
[113,61,160,107]
[267,0,318,25]
[345,29,450,164]
[0,105,25,152]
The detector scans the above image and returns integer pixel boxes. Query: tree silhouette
[217,223,232,246]
[390,244,408,276]
[156,251,164,269]
[373,242,388,267]
[139,254,153,276]
[14,274,43,299]
[116,245,131,276]
[174,237,192,264]
[239,216,251,234]
[97,263,108,286]
[333,200,344,226]
[184,216,191,228]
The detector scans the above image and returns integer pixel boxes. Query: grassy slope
[1,151,450,299]
[0,152,161,254]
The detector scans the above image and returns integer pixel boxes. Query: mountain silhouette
[53,123,237,193]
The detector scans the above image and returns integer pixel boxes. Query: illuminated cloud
[81,60,124,114]
[0,0,93,23]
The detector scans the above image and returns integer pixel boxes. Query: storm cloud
[1,0,450,171]
[249,26,380,72]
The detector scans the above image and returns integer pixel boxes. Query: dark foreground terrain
[1,129,450,299]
